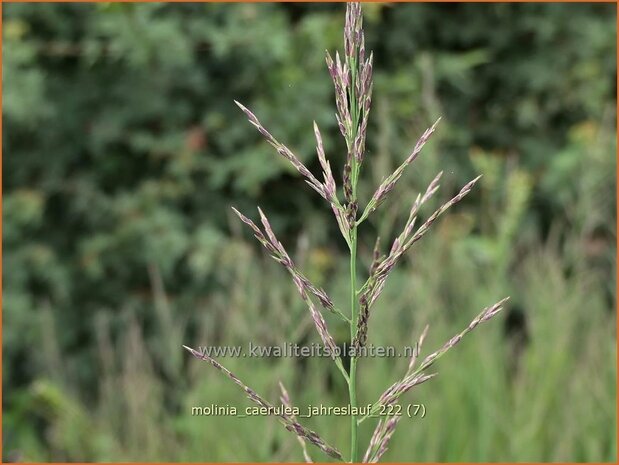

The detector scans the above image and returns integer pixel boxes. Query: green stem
[347,49,361,465]
[349,225,358,463]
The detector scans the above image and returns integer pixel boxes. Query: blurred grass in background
[3,2,616,462]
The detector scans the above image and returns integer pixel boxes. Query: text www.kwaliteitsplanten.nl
[193,342,416,359]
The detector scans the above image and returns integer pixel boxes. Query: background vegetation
[3,2,617,462]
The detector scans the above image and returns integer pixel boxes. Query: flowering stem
[348,100,359,462]
[348,46,360,465]
[349,225,359,463]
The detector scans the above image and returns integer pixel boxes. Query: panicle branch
[234,99,352,245]
[183,345,343,461]
[354,171,464,350]
[234,100,327,201]
[231,207,336,314]
[361,297,509,422]
[359,118,441,224]
[417,297,509,372]
[231,207,348,361]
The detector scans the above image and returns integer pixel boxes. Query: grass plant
[183,3,508,462]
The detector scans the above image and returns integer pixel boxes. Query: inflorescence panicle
[186,3,508,462]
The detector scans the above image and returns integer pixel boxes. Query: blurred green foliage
[3,2,616,462]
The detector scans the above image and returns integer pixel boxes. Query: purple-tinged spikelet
[279,381,314,462]
[363,415,402,463]
[313,122,337,202]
